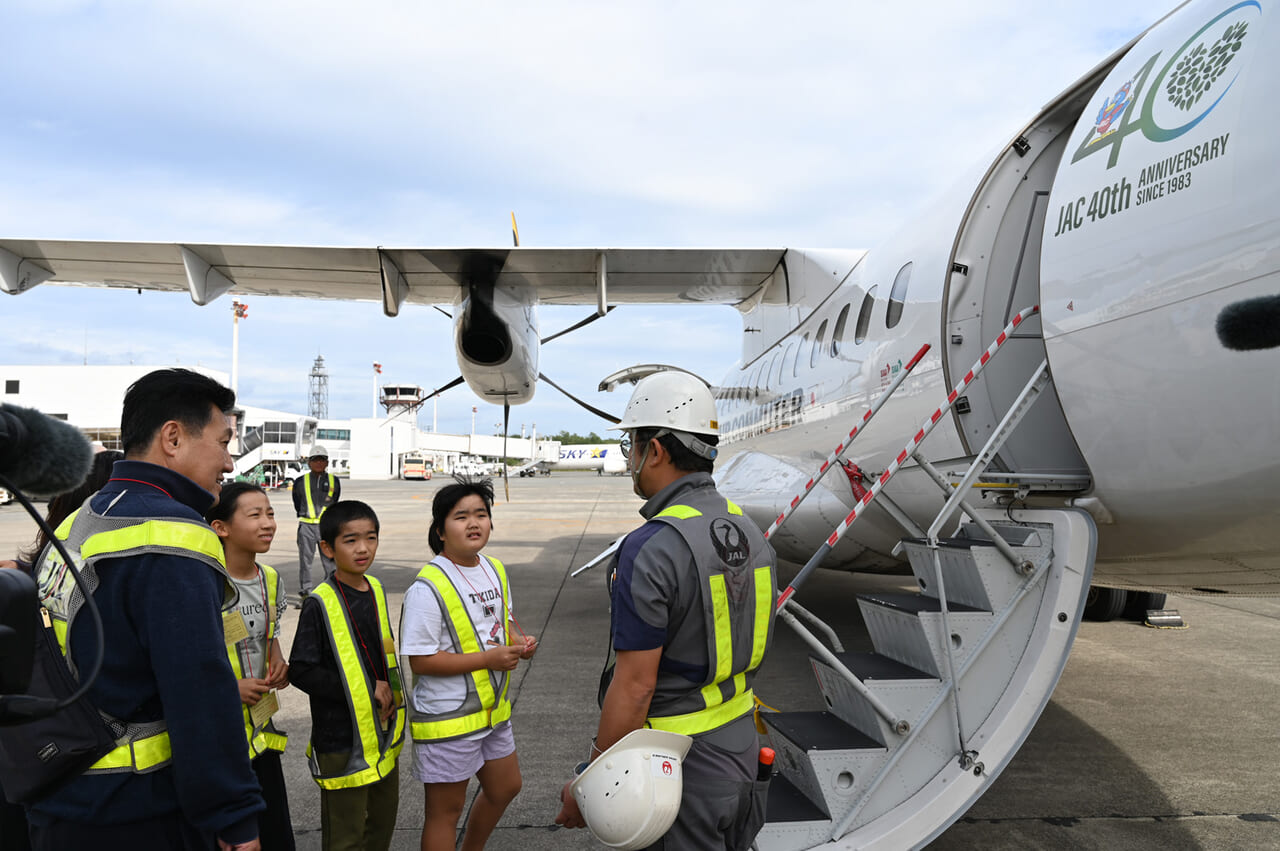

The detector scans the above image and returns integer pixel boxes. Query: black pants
[0,801,31,851]
[252,749,296,850]
[28,811,212,851]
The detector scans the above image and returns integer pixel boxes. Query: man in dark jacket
[27,368,263,851]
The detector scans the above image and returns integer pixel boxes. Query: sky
[0,0,1176,437]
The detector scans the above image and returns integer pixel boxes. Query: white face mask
[625,432,654,499]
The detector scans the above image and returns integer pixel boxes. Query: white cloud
[0,0,1177,434]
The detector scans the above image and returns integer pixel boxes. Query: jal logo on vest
[662,760,673,776]
[709,518,750,567]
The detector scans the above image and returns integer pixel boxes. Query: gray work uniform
[606,472,777,851]
[293,471,339,595]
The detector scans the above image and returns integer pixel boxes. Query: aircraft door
[943,116,1090,481]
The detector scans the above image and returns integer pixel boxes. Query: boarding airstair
[233,425,265,478]
[755,307,1097,850]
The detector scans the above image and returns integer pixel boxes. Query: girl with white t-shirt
[401,478,537,850]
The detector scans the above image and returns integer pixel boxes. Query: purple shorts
[411,720,516,784]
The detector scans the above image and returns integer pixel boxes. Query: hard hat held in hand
[570,728,694,850]
[614,371,718,436]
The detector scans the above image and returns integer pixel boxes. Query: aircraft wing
[0,240,786,315]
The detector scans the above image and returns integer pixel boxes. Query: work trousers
[315,751,399,851]
[251,749,295,850]
[297,522,335,595]
[642,776,770,851]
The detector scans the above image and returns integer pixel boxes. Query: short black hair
[120,368,236,457]
[320,500,380,546]
[205,482,268,525]
[634,428,717,475]
[429,477,494,555]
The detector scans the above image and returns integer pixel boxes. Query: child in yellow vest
[401,478,537,850]
[289,500,405,851]
[207,482,295,850]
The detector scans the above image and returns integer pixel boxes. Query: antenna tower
[308,355,329,419]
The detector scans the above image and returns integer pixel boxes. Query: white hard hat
[571,729,693,850]
[308,445,330,459]
[613,371,718,436]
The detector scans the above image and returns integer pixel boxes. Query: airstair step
[766,710,883,753]
[810,652,942,744]
[857,593,996,676]
[765,772,831,824]
[828,651,935,681]
[762,710,886,829]
[856,592,989,615]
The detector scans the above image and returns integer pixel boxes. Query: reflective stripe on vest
[300,473,336,524]
[408,558,513,742]
[224,563,288,759]
[37,507,236,776]
[307,577,405,789]
[644,498,774,736]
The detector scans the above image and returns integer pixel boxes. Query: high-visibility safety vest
[406,557,513,743]
[636,488,776,737]
[34,505,237,776]
[306,576,405,789]
[299,473,336,524]
[223,562,288,759]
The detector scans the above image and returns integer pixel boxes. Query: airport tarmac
[1,474,1277,849]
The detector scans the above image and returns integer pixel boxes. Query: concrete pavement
[1,475,1277,849]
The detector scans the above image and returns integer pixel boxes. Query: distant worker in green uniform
[293,445,340,603]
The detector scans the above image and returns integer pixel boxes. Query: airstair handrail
[776,306,1039,608]
[764,342,931,541]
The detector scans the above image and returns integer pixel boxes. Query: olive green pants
[315,751,400,851]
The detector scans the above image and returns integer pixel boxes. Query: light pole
[372,362,382,417]
[231,300,247,396]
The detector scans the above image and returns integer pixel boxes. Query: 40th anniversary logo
[1051,1,1257,238]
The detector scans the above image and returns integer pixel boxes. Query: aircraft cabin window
[855,286,877,344]
[770,350,785,387]
[780,342,796,384]
[811,320,828,369]
[832,303,851,357]
[796,333,811,375]
[886,262,912,329]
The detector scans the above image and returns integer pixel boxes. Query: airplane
[534,443,626,476]
[1,0,1277,846]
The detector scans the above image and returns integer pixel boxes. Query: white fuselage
[711,0,1280,596]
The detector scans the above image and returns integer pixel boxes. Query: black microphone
[1216,295,1280,351]
[0,403,94,497]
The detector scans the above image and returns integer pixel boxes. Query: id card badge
[223,610,249,645]
[250,690,279,728]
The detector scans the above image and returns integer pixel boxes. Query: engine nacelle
[454,278,540,405]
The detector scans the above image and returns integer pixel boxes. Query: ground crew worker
[26,368,263,850]
[555,369,778,850]
[293,444,340,602]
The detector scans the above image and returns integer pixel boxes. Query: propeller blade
[540,305,616,345]
[502,402,511,502]
[537,373,622,424]
[433,305,453,320]
[510,212,520,247]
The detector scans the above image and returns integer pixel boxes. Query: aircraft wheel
[1123,591,1167,621]
[1083,585,1128,621]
